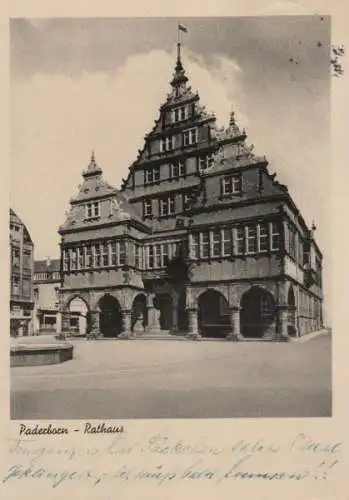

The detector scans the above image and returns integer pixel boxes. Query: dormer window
[86,201,99,218]
[183,128,198,146]
[160,136,174,153]
[222,174,242,195]
[173,106,187,123]
[170,160,186,179]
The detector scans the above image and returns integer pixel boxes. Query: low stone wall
[10,343,74,367]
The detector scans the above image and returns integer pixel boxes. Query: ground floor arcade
[58,279,323,341]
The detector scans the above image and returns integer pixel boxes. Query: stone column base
[226,332,243,341]
[118,331,132,340]
[187,332,201,341]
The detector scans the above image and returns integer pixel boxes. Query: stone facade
[10,209,35,336]
[58,44,324,341]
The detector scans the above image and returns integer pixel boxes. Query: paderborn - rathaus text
[57,40,324,341]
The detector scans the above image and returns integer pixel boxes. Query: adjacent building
[58,43,324,340]
[10,209,35,336]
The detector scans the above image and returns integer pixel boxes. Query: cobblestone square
[11,333,331,419]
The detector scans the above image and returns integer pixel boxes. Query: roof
[10,208,33,244]
[34,259,60,273]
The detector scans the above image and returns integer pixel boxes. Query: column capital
[229,305,241,312]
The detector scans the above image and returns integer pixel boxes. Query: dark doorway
[131,294,147,332]
[99,295,122,337]
[198,289,230,338]
[240,287,275,339]
[154,294,173,330]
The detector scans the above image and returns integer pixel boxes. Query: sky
[10,16,331,320]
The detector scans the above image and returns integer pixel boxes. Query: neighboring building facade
[58,44,324,340]
[10,209,35,336]
[33,258,87,335]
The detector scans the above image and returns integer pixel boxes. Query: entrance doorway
[99,295,122,337]
[198,289,230,338]
[154,294,173,330]
[240,287,275,338]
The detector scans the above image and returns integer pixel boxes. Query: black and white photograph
[10,16,332,420]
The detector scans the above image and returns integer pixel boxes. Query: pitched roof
[34,259,60,273]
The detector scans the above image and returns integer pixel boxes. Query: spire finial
[177,41,181,65]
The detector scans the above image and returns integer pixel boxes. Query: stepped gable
[59,152,147,232]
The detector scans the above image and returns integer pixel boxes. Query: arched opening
[177,288,188,331]
[198,289,230,338]
[68,296,89,336]
[99,294,122,337]
[154,294,173,330]
[131,294,147,333]
[240,287,275,339]
[287,286,297,336]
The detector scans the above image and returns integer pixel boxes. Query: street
[11,333,331,419]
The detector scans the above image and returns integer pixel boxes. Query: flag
[178,23,188,33]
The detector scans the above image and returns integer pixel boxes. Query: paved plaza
[11,333,331,419]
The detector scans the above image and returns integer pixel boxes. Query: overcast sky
[10,16,331,319]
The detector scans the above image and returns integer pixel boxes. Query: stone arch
[131,293,148,333]
[98,294,123,337]
[196,286,229,305]
[198,289,230,338]
[240,286,276,339]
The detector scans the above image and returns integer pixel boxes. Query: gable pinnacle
[83,150,102,177]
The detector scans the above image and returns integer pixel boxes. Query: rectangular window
[183,127,198,146]
[145,166,160,185]
[170,242,179,260]
[160,136,174,152]
[85,202,99,218]
[235,227,245,255]
[271,222,281,251]
[258,223,269,253]
[135,244,142,269]
[222,228,232,256]
[119,241,126,266]
[101,242,109,266]
[198,155,212,172]
[94,245,101,267]
[170,160,185,179]
[246,226,257,254]
[159,195,175,216]
[211,230,221,257]
[190,234,199,260]
[173,106,187,122]
[111,242,117,266]
[160,244,169,267]
[222,174,242,195]
[12,247,20,267]
[153,244,161,268]
[85,247,93,268]
[93,202,99,217]
[143,199,153,217]
[200,232,210,259]
[78,247,84,269]
[12,276,20,296]
[147,246,154,269]
[63,250,70,271]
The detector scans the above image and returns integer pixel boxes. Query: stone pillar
[227,306,243,341]
[88,310,100,339]
[187,307,200,340]
[171,293,179,334]
[56,311,62,334]
[61,311,70,333]
[277,305,290,342]
[146,294,161,333]
[133,313,145,336]
[119,309,132,339]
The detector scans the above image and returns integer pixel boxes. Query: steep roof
[34,259,60,273]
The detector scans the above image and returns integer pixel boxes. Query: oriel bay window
[119,241,126,266]
[159,195,175,216]
[111,242,117,266]
[94,245,101,267]
[200,233,210,259]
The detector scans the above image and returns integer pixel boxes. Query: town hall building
[58,43,324,341]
